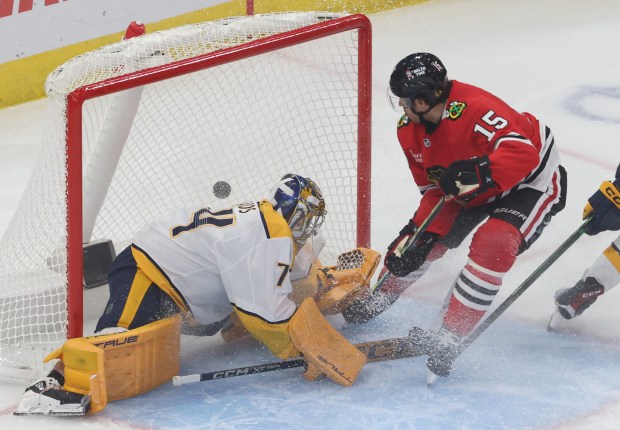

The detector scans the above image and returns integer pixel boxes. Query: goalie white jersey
[132,200,297,326]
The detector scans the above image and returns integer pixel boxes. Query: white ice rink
[1,0,620,428]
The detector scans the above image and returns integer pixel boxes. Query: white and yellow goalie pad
[289,297,367,386]
[44,316,181,413]
[291,248,381,315]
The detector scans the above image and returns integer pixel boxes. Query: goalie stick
[172,333,425,386]
[422,217,591,382]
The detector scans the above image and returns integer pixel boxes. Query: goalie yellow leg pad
[44,316,181,413]
[233,306,300,359]
[289,297,367,387]
[44,338,107,412]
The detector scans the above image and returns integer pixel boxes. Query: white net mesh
[0,12,369,374]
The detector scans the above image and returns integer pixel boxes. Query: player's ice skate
[14,374,90,416]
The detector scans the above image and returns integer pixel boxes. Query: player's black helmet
[389,53,449,107]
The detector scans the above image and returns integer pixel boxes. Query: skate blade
[14,406,87,416]
[547,310,563,332]
[14,410,86,416]
[426,370,438,387]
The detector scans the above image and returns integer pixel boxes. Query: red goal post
[65,14,372,338]
[0,12,372,376]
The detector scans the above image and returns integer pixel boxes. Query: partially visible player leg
[427,218,521,377]
[554,235,620,319]
[554,277,605,319]
[428,171,566,377]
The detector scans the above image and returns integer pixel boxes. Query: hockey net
[0,12,371,378]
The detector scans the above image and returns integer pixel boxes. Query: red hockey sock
[442,218,522,337]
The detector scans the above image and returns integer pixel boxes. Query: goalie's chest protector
[132,200,296,325]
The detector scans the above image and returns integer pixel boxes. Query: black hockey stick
[421,217,592,379]
[369,196,446,294]
[172,333,425,386]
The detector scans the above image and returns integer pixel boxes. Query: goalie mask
[269,174,327,247]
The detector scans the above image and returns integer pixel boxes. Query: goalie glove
[291,248,381,315]
[583,168,620,236]
[438,155,495,202]
[384,220,439,278]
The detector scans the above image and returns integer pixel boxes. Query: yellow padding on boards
[45,316,181,413]
[289,297,366,387]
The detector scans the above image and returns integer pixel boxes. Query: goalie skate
[14,375,90,416]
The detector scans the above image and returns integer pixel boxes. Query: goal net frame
[64,14,372,339]
[0,12,372,378]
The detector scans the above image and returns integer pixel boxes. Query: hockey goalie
[15,173,380,416]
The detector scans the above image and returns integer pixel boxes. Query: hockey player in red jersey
[553,163,620,320]
[343,53,567,377]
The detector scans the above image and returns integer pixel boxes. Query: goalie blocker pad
[44,316,181,413]
[289,297,367,386]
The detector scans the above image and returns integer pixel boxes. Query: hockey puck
[213,181,231,199]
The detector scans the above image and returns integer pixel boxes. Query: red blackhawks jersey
[397,80,560,207]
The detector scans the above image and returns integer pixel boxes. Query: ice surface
[1,0,620,428]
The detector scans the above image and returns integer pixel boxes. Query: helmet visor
[387,87,412,112]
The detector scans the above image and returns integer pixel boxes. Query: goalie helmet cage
[0,12,371,377]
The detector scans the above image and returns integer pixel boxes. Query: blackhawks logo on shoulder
[447,101,467,120]
[397,114,411,128]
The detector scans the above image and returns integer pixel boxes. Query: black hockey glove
[583,171,620,236]
[438,156,495,201]
[384,220,440,278]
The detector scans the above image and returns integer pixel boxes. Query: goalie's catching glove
[438,155,495,202]
[384,220,439,278]
[583,166,620,236]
